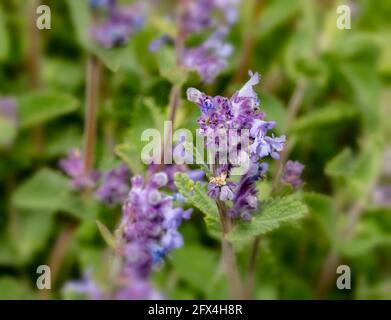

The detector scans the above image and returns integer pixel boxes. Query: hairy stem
[83,55,102,176]
[244,235,261,299]
[216,199,243,299]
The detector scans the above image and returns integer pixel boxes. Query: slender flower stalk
[83,55,103,177]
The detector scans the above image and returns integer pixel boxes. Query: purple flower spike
[183,29,233,83]
[59,149,100,190]
[281,160,305,189]
[121,173,192,279]
[95,164,130,206]
[90,2,144,49]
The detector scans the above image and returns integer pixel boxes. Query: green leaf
[174,173,221,237]
[174,173,218,218]
[0,277,35,299]
[12,209,54,263]
[115,97,165,174]
[0,116,17,147]
[172,245,219,293]
[158,47,188,85]
[227,196,307,245]
[12,168,96,220]
[96,220,116,249]
[259,91,287,133]
[325,148,355,178]
[13,168,70,211]
[290,102,357,134]
[18,91,79,129]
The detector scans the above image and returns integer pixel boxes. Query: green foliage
[18,92,79,129]
[12,168,96,220]
[227,196,308,246]
[290,102,357,134]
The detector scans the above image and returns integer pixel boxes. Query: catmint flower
[90,1,144,48]
[187,71,286,220]
[281,160,305,189]
[229,162,268,220]
[183,29,233,83]
[64,270,104,300]
[59,149,100,190]
[372,185,391,207]
[95,164,130,206]
[121,173,192,278]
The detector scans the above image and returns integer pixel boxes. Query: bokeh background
[0,0,390,299]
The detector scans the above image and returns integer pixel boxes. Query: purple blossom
[187,71,286,220]
[0,97,17,125]
[183,29,233,83]
[90,2,144,48]
[372,185,391,207]
[59,149,100,190]
[121,173,192,278]
[64,270,104,300]
[95,164,131,206]
[281,160,305,189]
[229,162,268,220]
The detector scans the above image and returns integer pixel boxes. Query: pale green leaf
[18,91,79,129]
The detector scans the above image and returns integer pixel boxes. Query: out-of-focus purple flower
[59,149,100,190]
[90,2,144,48]
[183,29,233,83]
[121,173,192,278]
[64,270,104,300]
[372,185,391,207]
[90,0,116,11]
[0,97,17,125]
[281,160,305,189]
[180,0,239,36]
[114,277,162,300]
[149,35,172,52]
[95,164,130,206]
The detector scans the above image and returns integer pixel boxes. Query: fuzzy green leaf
[227,196,308,244]
[18,91,79,129]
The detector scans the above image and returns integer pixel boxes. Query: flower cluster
[90,0,144,48]
[150,0,239,83]
[65,172,191,299]
[59,150,132,205]
[281,160,305,189]
[95,164,131,206]
[187,71,286,220]
[59,149,100,190]
[182,29,233,84]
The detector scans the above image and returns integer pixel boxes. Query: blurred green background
[0,0,390,299]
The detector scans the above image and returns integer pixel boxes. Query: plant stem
[83,55,102,176]
[41,222,78,299]
[244,235,261,299]
[216,199,243,299]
